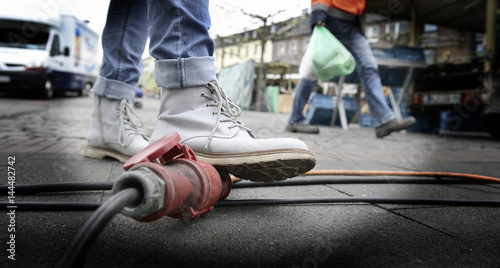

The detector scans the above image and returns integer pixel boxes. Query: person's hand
[315,21,325,27]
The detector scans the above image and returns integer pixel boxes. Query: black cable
[215,197,500,207]
[231,177,469,188]
[0,182,113,195]
[2,196,499,213]
[54,187,140,268]
[0,202,100,211]
[0,176,471,196]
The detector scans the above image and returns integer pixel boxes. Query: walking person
[287,0,416,138]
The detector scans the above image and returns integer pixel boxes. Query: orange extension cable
[303,170,500,184]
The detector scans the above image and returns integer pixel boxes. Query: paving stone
[0,96,499,268]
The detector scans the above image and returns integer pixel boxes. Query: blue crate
[306,94,357,126]
[393,46,426,63]
[359,113,374,128]
[440,110,487,132]
[371,47,396,59]
[406,111,441,133]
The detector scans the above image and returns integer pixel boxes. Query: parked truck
[0,11,99,98]
[363,0,500,138]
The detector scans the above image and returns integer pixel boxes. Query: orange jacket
[311,0,365,15]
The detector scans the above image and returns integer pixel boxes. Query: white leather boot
[149,81,316,182]
[84,96,149,162]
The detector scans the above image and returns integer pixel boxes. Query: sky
[3,0,310,58]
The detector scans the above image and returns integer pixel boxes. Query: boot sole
[83,145,130,163]
[194,149,316,182]
[376,117,417,138]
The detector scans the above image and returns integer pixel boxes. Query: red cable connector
[113,133,232,222]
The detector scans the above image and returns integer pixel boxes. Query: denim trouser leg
[326,18,395,127]
[148,0,216,88]
[289,78,317,124]
[92,0,148,103]
[348,30,395,127]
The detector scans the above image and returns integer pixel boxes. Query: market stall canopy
[365,0,487,32]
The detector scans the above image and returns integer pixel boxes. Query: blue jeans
[289,78,317,124]
[92,0,216,103]
[289,17,395,127]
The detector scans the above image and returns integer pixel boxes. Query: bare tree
[215,5,304,111]
[240,9,303,111]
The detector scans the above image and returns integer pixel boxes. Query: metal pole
[485,0,497,72]
[409,2,418,47]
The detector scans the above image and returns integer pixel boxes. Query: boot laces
[202,81,253,148]
[116,99,145,146]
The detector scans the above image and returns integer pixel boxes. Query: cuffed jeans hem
[154,57,217,89]
[91,77,136,103]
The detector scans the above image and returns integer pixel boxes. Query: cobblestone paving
[1,93,499,268]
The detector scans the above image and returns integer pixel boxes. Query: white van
[0,12,99,98]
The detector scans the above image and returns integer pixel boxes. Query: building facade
[213,11,483,74]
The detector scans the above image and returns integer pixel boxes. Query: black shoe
[286,123,320,134]
[375,116,416,138]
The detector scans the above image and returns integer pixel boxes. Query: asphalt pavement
[0,93,499,268]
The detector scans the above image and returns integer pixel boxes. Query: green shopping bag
[311,26,356,82]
